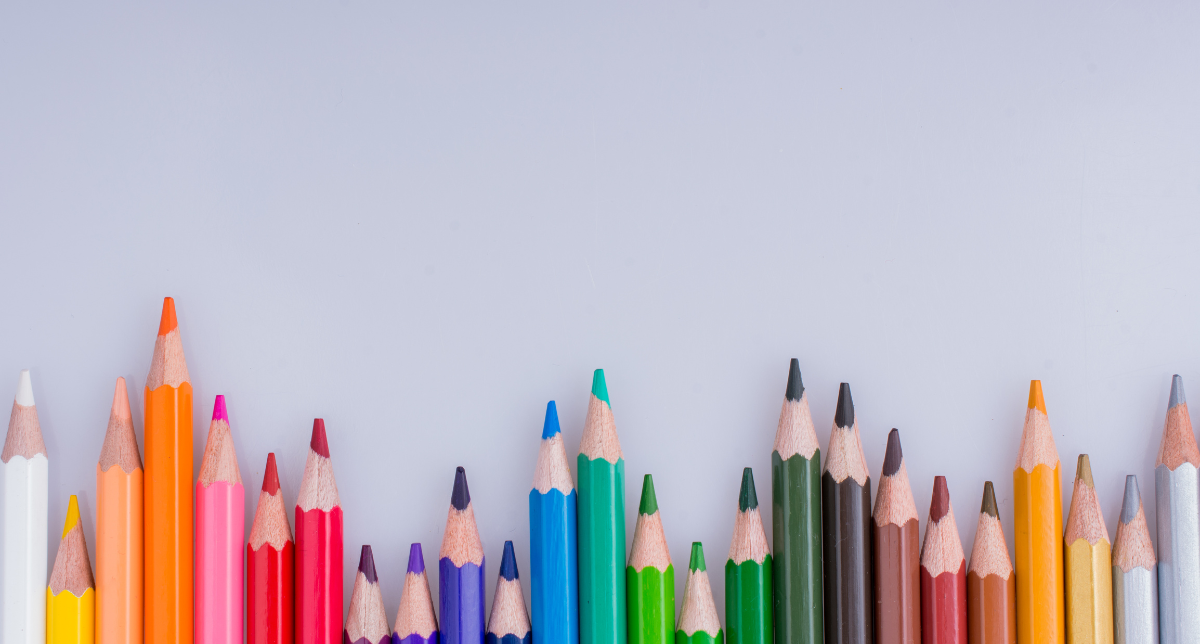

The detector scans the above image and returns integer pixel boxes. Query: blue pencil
[440,467,486,644]
[394,543,439,644]
[530,401,579,644]
[486,541,533,644]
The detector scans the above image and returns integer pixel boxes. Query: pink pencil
[196,395,246,644]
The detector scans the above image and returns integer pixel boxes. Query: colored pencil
[1012,380,1064,644]
[530,400,579,644]
[578,369,627,644]
[770,359,822,644]
[676,543,723,644]
[296,419,344,644]
[919,476,966,644]
[96,377,143,644]
[1112,475,1157,644]
[822,383,872,644]
[1063,455,1113,644]
[248,453,294,644]
[196,395,245,644]
[346,546,392,644]
[145,297,193,644]
[726,467,772,644]
[441,467,486,644]
[1,369,49,644]
[486,541,532,644]
[47,495,95,644]
[628,474,674,644]
[873,429,919,644]
[1155,374,1200,644]
[966,482,1015,644]
[394,544,439,644]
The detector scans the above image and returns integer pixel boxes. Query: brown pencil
[966,482,1015,644]
[872,429,919,644]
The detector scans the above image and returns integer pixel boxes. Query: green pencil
[627,474,674,644]
[771,359,823,644]
[726,468,773,644]
[676,543,723,644]
[578,369,627,644]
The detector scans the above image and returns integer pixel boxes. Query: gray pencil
[1155,374,1200,644]
[1113,475,1157,644]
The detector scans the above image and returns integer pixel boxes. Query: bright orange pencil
[96,377,143,644]
[144,297,193,644]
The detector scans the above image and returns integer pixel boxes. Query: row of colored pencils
[0,298,1192,644]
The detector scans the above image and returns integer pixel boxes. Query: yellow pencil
[1064,455,1112,644]
[47,495,96,644]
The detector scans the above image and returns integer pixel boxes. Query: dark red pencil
[919,476,966,644]
[249,453,294,644]
[296,419,344,644]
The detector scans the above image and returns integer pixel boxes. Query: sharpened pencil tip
[1120,475,1141,525]
[882,428,904,476]
[14,369,33,406]
[1027,380,1046,414]
[451,466,471,510]
[1076,454,1094,488]
[738,467,758,511]
[542,401,561,440]
[499,540,519,580]
[309,419,329,458]
[785,359,805,402]
[930,476,950,522]
[981,481,998,518]
[688,542,706,572]
[1171,375,1187,409]
[639,474,658,515]
[407,543,426,574]
[262,453,281,495]
[591,369,610,405]
[358,545,378,584]
[157,297,178,335]
[835,382,855,428]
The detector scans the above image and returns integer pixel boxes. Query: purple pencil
[345,546,390,644]
[394,543,440,644]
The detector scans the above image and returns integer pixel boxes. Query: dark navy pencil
[486,541,532,644]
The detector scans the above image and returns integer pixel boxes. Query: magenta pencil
[195,395,246,644]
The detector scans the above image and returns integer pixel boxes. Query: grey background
[3,0,1200,623]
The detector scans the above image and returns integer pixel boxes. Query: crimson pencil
[249,453,294,644]
[920,477,966,644]
[296,419,344,644]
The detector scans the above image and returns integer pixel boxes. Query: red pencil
[920,476,967,644]
[249,453,294,644]
[295,419,344,644]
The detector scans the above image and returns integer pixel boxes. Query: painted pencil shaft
[676,543,723,644]
[530,401,579,644]
[47,496,96,644]
[727,469,773,644]
[822,384,872,644]
[1112,475,1156,644]
[1156,376,1200,644]
[771,360,823,644]
[296,420,344,644]
[144,298,193,644]
[441,467,486,644]
[248,453,294,644]
[196,397,245,644]
[578,370,627,644]
[97,377,143,644]
[1,369,49,644]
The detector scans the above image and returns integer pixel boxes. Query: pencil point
[451,466,471,510]
[930,476,950,522]
[981,481,998,518]
[111,377,130,420]
[407,543,426,574]
[63,495,80,537]
[358,545,378,584]
[309,419,329,458]
[14,369,33,406]
[739,467,758,512]
[591,369,610,405]
[212,395,228,422]
[835,383,855,428]
[1076,454,1094,488]
[639,474,658,515]
[1027,380,1046,415]
[1120,475,1141,525]
[1170,374,1187,409]
[688,542,706,572]
[882,428,904,476]
[499,540,519,581]
[785,359,805,402]
[542,401,561,439]
[157,297,178,335]
[262,453,281,494]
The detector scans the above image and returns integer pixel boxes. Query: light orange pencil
[144,297,193,644]
[97,378,143,644]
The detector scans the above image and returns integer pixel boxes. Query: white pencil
[1,369,50,644]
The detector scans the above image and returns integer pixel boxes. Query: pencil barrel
[144,382,193,644]
[966,572,1015,644]
[821,475,872,644]
[725,558,773,644]
[1,454,50,644]
[47,588,96,644]
[1155,463,1200,643]
[295,507,343,644]
[484,635,531,644]
[196,481,245,644]
[439,559,485,644]
[771,451,823,644]
[919,565,967,644]
[675,631,722,644]
[96,464,143,644]
[395,634,439,644]
[873,520,920,644]
[1112,566,1157,644]
[627,565,675,644]
[577,455,627,644]
[1012,463,1064,644]
[530,488,579,644]
[248,541,295,644]
[1064,540,1113,644]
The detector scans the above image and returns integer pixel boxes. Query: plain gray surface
[3,1,1200,620]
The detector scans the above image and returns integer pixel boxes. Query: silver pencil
[1113,475,1157,644]
[1155,374,1200,644]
